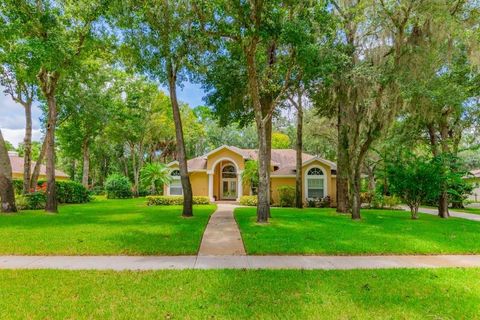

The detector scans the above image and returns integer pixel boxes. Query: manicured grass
[1,268,479,319]
[0,197,216,255]
[235,207,480,255]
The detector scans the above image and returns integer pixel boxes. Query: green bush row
[277,185,296,207]
[146,196,210,206]
[239,195,258,206]
[13,179,90,207]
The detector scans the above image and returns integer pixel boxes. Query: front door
[221,178,237,200]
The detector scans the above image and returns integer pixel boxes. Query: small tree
[140,163,171,195]
[387,155,442,219]
[242,160,259,195]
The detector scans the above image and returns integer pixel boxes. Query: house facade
[8,151,69,181]
[164,145,337,206]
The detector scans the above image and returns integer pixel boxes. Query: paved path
[1,255,480,270]
[198,204,246,256]
[403,206,480,222]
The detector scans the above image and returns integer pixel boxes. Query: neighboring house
[8,151,69,181]
[466,169,480,202]
[164,145,337,205]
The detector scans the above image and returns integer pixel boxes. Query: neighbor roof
[179,146,336,175]
[8,152,69,178]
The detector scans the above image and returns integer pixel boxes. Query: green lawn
[0,197,216,255]
[235,207,480,255]
[1,268,479,319]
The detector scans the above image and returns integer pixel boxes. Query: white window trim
[304,165,327,200]
[168,169,183,196]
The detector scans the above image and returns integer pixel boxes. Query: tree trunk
[23,102,33,194]
[256,120,270,222]
[167,60,193,217]
[295,101,303,209]
[350,168,362,220]
[82,138,89,188]
[0,130,17,213]
[336,106,349,213]
[438,192,450,218]
[130,143,139,197]
[410,206,419,220]
[30,138,47,191]
[44,93,58,213]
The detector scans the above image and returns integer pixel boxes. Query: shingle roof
[9,154,69,178]
[183,146,336,175]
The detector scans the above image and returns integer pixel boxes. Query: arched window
[306,167,324,199]
[169,170,182,195]
[222,165,236,178]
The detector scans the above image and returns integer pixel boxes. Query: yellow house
[8,151,69,181]
[164,145,337,206]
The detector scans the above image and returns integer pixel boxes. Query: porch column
[208,172,214,202]
[237,170,243,202]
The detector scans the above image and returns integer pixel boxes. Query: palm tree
[140,163,171,195]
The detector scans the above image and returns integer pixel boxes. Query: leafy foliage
[239,196,258,207]
[277,186,295,207]
[105,174,133,199]
[146,196,210,206]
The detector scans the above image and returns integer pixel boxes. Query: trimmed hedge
[55,181,91,204]
[146,196,210,206]
[239,195,258,206]
[13,179,90,207]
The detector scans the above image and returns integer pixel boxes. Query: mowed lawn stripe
[0,197,216,255]
[235,207,480,255]
[1,268,480,319]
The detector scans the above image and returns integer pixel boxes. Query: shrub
[90,186,105,196]
[277,185,295,207]
[55,181,90,204]
[306,196,331,208]
[105,174,133,199]
[370,194,401,209]
[239,195,258,206]
[360,192,373,204]
[146,196,210,206]
[15,192,46,210]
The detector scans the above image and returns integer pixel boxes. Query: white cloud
[0,86,43,146]
[1,128,42,147]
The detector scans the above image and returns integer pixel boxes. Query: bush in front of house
[15,192,46,210]
[146,195,210,205]
[239,195,258,206]
[277,185,296,207]
[55,181,91,204]
[105,174,133,199]
[306,196,331,208]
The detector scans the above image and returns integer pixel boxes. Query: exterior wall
[330,176,337,206]
[206,148,245,171]
[271,177,295,205]
[190,172,208,196]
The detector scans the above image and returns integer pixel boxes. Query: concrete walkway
[198,204,246,256]
[403,206,480,222]
[2,255,480,270]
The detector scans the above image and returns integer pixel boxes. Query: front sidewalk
[2,255,480,270]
